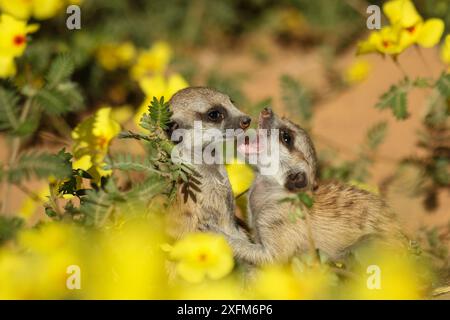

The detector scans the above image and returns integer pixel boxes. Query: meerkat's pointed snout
[261,107,273,118]
[239,116,252,130]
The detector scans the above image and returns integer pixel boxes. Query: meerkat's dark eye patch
[279,128,294,149]
[205,105,227,123]
[285,171,308,192]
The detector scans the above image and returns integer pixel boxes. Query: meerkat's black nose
[261,107,273,118]
[240,116,251,129]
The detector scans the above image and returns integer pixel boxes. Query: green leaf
[57,82,84,112]
[35,88,70,115]
[375,84,409,120]
[0,86,20,131]
[436,73,450,97]
[105,154,160,174]
[141,96,172,131]
[280,75,313,123]
[127,175,168,203]
[366,121,388,150]
[298,192,314,208]
[46,54,75,88]
[0,216,23,244]
[8,151,72,183]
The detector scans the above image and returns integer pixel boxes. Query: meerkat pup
[219,107,405,265]
[166,87,252,240]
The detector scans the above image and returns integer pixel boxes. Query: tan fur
[219,109,405,265]
[166,87,251,240]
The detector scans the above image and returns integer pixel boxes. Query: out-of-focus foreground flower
[168,232,235,283]
[71,107,121,184]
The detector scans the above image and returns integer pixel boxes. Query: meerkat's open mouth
[237,109,270,155]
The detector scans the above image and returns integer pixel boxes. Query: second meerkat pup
[166,87,252,240]
[220,108,405,265]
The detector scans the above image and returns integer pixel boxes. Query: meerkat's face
[242,108,318,192]
[168,87,251,138]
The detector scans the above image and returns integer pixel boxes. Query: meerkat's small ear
[285,171,308,192]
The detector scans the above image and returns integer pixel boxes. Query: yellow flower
[0,54,17,78]
[0,0,65,20]
[344,60,371,85]
[130,41,172,81]
[383,0,422,28]
[134,73,188,126]
[0,13,39,57]
[357,26,406,56]
[72,107,121,183]
[398,19,445,49]
[83,219,168,299]
[252,263,335,299]
[441,35,450,66]
[169,232,234,283]
[358,0,445,57]
[343,245,432,299]
[110,105,135,124]
[225,159,255,196]
[96,42,136,71]
[0,223,83,299]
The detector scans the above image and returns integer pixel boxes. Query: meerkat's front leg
[217,221,299,265]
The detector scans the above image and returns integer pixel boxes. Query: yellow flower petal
[416,18,445,48]
[344,60,371,85]
[225,159,255,196]
[0,0,33,20]
[383,0,422,28]
[440,34,450,65]
[0,55,17,78]
[170,232,234,283]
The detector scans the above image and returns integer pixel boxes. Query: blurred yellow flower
[83,219,168,299]
[252,263,334,299]
[441,34,450,66]
[169,232,234,283]
[0,0,68,20]
[225,159,255,196]
[0,223,83,299]
[344,60,371,85]
[0,54,17,78]
[134,73,188,126]
[72,107,121,184]
[0,13,39,57]
[110,104,135,124]
[383,0,422,28]
[96,42,137,71]
[358,0,444,56]
[344,245,431,299]
[130,41,172,81]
